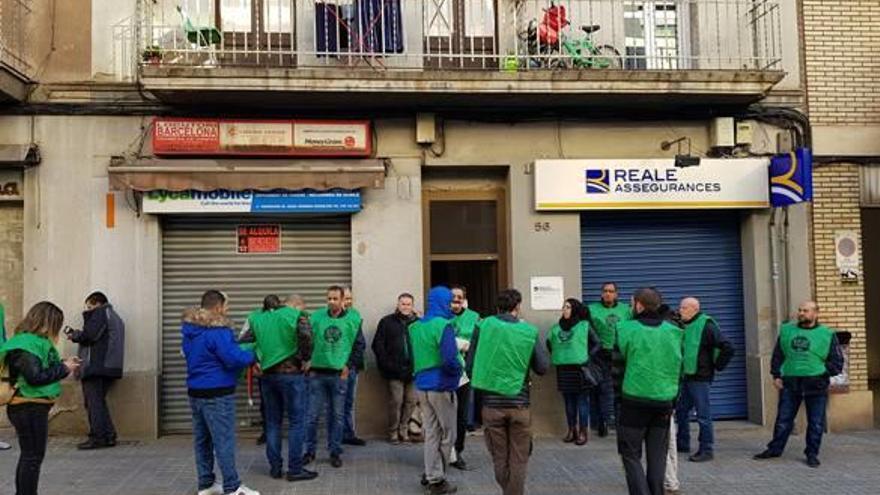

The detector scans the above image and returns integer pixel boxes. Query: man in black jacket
[674,297,734,463]
[67,291,125,450]
[371,293,418,444]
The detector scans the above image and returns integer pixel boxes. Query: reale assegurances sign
[534,158,770,210]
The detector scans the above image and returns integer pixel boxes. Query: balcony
[0,0,33,102]
[131,0,786,109]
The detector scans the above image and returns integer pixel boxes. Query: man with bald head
[754,301,843,468]
[674,297,734,463]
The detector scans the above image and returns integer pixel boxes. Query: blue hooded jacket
[414,286,462,392]
[181,308,255,392]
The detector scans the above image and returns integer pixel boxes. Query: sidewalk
[1,424,878,495]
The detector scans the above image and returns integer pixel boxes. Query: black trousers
[7,402,52,495]
[455,383,470,455]
[617,405,671,495]
[82,377,118,442]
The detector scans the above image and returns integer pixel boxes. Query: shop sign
[535,158,770,211]
[770,148,813,207]
[152,118,371,157]
[237,224,281,254]
[530,276,564,311]
[0,170,22,201]
[142,189,362,214]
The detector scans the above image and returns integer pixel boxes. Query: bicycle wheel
[591,45,623,69]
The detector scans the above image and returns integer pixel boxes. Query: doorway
[423,187,508,317]
[862,207,880,426]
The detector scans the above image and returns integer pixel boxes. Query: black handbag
[580,360,602,388]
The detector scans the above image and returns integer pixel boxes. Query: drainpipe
[782,206,792,319]
[769,208,781,336]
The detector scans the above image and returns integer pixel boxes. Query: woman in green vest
[547,298,601,446]
[1,301,81,495]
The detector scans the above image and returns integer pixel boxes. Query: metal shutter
[161,215,352,433]
[581,211,748,419]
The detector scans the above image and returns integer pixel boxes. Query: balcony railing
[133,0,782,74]
[0,0,32,77]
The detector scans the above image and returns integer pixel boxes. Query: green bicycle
[521,3,623,70]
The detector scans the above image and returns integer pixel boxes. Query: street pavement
[1,423,878,495]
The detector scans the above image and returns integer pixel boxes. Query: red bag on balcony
[538,4,568,46]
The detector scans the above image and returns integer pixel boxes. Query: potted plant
[142,45,163,64]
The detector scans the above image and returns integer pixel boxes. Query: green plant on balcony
[142,45,163,64]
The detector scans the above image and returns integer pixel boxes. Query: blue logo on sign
[586,169,610,194]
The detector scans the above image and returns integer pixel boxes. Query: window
[624,1,684,69]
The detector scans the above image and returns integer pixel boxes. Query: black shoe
[597,423,609,438]
[256,433,266,446]
[287,469,319,481]
[302,452,315,466]
[753,450,781,460]
[689,451,714,462]
[343,437,367,446]
[450,458,467,470]
[77,439,111,450]
[806,456,820,468]
[270,468,283,479]
[427,480,457,494]
[330,455,343,468]
[420,474,429,487]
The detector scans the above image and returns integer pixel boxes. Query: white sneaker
[0,441,12,450]
[197,482,223,495]
[230,485,260,495]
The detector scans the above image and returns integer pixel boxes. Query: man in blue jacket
[182,290,260,495]
[409,286,462,495]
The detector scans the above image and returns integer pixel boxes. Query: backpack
[0,358,16,406]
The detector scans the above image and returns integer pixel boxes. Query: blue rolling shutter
[580,211,748,419]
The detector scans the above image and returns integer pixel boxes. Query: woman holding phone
[1,301,81,495]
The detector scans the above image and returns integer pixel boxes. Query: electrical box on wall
[416,113,436,144]
[736,121,754,145]
[710,117,735,148]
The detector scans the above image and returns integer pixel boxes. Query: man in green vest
[341,286,368,447]
[410,286,462,495]
[588,282,632,437]
[305,285,365,469]
[754,301,843,468]
[247,294,317,482]
[468,289,548,495]
[616,287,684,495]
[449,285,479,470]
[674,297,734,463]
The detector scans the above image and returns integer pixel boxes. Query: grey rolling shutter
[581,211,748,419]
[161,215,351,433]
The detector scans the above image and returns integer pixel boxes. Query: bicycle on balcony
[519,2,622,70]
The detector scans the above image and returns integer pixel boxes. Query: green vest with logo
[549,321,590,366]
[452,309,480,341]
[309,308,359,371]
[617,320,684,402]
[682,313,718,375]
[0,333,63,399]
[409,317,450,374]
[588,302,632,350]
[779,322,834,378]
[471,316,540,396]
[248,306,301,370]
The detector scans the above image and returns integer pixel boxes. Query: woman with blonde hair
[1,301,81,495]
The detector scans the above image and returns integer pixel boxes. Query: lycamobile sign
[143,190,361,214]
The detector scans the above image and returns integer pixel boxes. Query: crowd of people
[0,282,845,495]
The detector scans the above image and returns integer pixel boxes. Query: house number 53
[534,222,551,232]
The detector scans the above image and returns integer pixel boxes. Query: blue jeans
[590,368,615,429]
[306,373,346,457]
[190,394,240,493]
[562,392,590,429]
[343,369,358,440]
[676,380,714,454]
[262,373,308,474]
[766,383,828,458]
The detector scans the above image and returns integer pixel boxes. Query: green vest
[309,308,359,371]
[588,302,632,350]
[617,320,684,402]
[0,333,63,399]
[779,322,834,377]
[471,316,539,396]
[682,313,717,375]
[549,321,590,366]
[452,309,480,341]
[409,317,450,374]
[248,306,301,370]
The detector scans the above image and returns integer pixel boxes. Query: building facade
[0,0,871,438]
